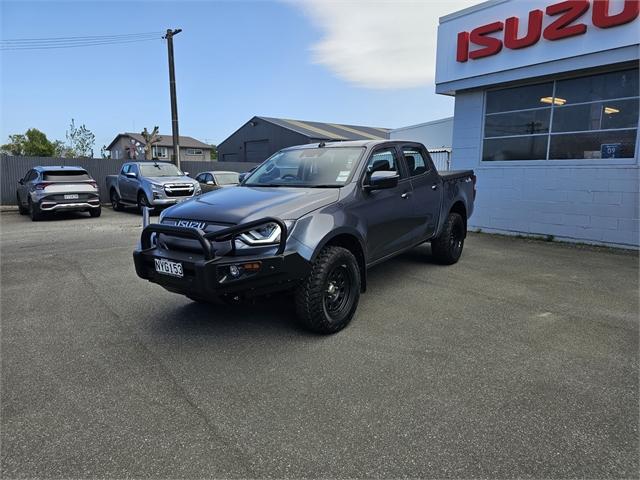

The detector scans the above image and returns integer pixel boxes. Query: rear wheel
[295,246,361,334]
[431,212,465,265]
[28,199,43,222]
[89,206,102,218]
[110,189,123,211]
[17,193,28,215]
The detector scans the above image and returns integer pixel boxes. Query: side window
[403,148,429,177]
[195,173,204,182]
[120,164,130,175]
[207,174,215,184]
[365,148,402,178]
[129,164,139,176]
[24,170,35,181]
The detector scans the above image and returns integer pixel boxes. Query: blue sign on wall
[601,143,621,158]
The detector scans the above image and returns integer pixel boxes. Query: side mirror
[124,171,137,178]
[206,180,215,185]
[18,179,24,185]
[183,171,189,176]
[364,171,399,191]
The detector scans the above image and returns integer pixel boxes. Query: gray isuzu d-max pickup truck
[134,140,476,333]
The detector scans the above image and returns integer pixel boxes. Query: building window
[482,67,639,161]
[152,146,168,158]
[186,148,203,155]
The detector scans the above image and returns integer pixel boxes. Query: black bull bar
[140,217,288,259]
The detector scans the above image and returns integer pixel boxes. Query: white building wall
[390,118,454,149]
[451,90,639,248]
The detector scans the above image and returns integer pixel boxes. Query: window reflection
[483,67,639,161]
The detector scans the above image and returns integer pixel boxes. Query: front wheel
[295,246,361,334]
[431,212,465,265]
[137,192,154,214]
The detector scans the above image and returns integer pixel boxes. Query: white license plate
[64,194,79,200]
[154,258,183,278]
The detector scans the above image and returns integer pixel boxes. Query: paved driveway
[1,208,638,478]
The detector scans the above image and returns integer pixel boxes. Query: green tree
[65,119,95,158]
[210,144,217,160]
[1,128,56,156]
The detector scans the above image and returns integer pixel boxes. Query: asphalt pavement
[1,208,638,478]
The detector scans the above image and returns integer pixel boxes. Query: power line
[1,31,163,43]
[0,32,164,50]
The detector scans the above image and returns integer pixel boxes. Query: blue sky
[1,0,474,151]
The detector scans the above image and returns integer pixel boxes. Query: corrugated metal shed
[257,117,391,141]
[217,116,391,163]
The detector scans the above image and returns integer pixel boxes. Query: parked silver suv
[16,166,101,221]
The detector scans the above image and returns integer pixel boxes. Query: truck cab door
[120,164,138,201]
[354,146,417,262]
[402,145,443,240]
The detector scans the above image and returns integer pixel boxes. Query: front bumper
[133,218,310,299]
[148,197,190,207]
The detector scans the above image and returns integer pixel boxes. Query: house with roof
[217,116,391,163]
[106,133,211,162]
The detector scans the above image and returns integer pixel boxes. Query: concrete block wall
[451,90,640,249]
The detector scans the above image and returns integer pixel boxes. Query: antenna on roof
[318,141,326,148]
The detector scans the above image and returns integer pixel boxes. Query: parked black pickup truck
[134,140,475,333]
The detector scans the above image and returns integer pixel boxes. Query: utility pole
[164,28,182,168]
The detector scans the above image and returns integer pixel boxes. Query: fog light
[241,262,261,272]
[229,265,241,277]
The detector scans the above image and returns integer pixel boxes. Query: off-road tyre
[89,206,102,218]
[431,212,465,265]
[110,189,124,211]
[295,246,361,334]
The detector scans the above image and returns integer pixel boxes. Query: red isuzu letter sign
[456,0,639,62]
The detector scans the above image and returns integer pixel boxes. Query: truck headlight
[236,220,295,246]
[151,183,164,192]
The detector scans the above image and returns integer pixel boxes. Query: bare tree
[141,126,161,160]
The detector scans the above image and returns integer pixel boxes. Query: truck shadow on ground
[151,243,441,337]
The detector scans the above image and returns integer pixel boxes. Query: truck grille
[164,183,194,197]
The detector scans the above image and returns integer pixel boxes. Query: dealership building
[436,0,639,248]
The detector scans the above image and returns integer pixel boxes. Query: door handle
[401,192,411,199]
[431,184,439,190]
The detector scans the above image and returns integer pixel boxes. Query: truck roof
[283,139,422,150]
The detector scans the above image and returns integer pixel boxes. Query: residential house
[107,133,211,162]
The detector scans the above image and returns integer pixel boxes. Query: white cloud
[289,0,480,89]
